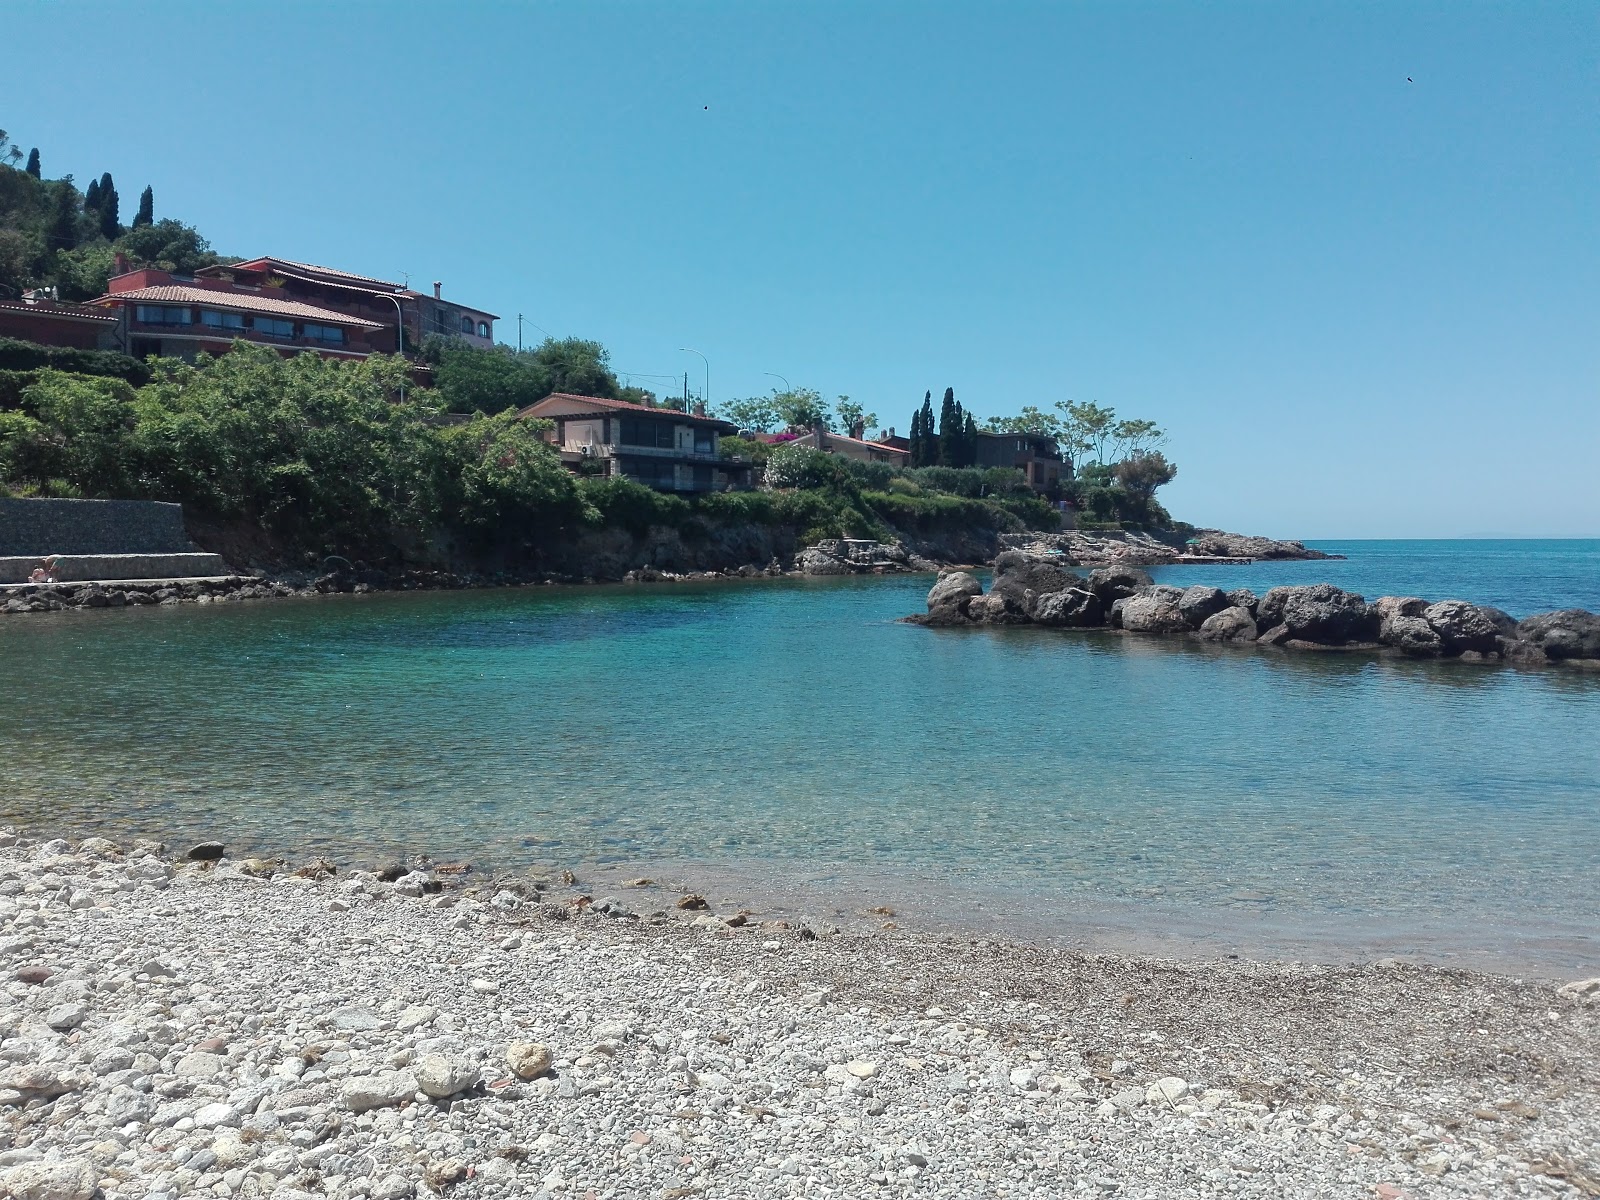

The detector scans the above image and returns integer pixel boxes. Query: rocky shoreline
[998,529,1340,568]
[910,553,1600,670]
[2,830,1597,1200]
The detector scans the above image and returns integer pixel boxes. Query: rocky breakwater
[2,831,1599,1200]
[997,529,1339,568]
[911,553,1600,669]
[794,539,942,576]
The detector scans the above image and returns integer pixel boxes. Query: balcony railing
[563,441,723,463]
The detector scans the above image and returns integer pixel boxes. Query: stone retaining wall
[0,553,228,584]
[0,498,201,556]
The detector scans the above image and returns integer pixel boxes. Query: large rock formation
[910,569,1599,671]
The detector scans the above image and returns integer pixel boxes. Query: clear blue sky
[8,2,1596,538]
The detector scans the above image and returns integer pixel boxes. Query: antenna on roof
[399,271,410,289]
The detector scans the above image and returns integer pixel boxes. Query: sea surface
[2,539,1597,972]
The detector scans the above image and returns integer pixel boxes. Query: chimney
[432,281,442,299]
[850,419,865,440]
[887,426,895,439]
[692,401,706,417]
[113,252,130,276]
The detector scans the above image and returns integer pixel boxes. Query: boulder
[187,841,226,861]
[1422,600,1501,654]
[926,571,981,612]
[0,1159,98,1200]
[965,591,1031,624]
[1375,596,1429,622]
[793,547,851,576]
[340,1070,419,1112]
[1516,609,1600,660]
[1226,588,1259,615]
[1085,566,1154,607]
[506,1042,554,1080]
[1032,586,1106,627]
[1177,585,1230,628]
[1265,584,1378,644]
[989,552,1082,616]
[1117,586,1190,635]
[1380,614,1443,656]
[413,1054,481,1099]
[1256,623,1292,646]
[1477,606,1519,638]
[1196,606,1258,643]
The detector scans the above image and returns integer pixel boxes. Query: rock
[1375,596,1429,622]
[176,1051,226,1078]
[1380,614,1443,656]
[1225,588,1259,615]
[1422,600,1501,654]
[845,1060,878,1079]
[1196,606,1258,643]
[924,571,982,623]
[989,552,1082,616]
[1117,586,1190,635]
[43,1003,86,1032]
[1256,623,1292,646]
[966,591,1029,624]
[1031,586,1105,627]
[186,841,225,861]
[1516,609,1600,660]
[1085,565,1154,607]
[506,1042,554,1080]
[0,1159,98,1200]
[468,977,499,994]
[413,1054,481,1099]
[340,1070,418,1112]
[675,894,709,910]
[1145,1077,1190,1106]
[0,1065,82,1101]
[1477,606,1519,637]
[76,836,121,858]
[1556,977,1600,1003]
[327,1005,385,1032]
[1259,584,1377,644]
[1177,585,1230,628]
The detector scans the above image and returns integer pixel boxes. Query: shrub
[0,337,150,385]
[577,475,690,532]
[763,443,851,491]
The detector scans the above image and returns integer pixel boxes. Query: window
[255,317,294,338]
[460,315,474,334]
[302,323,346,345]
[476,321,490,338]
[201,310,245,331]
[617,417,676,449]
[693,428,715,454]
[618,456,678,488]
[135,304,191,325]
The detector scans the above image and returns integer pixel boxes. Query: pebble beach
[2,831,1598,1200]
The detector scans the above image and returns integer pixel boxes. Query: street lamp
[763,371,790,393]
[375,290,407,401]
[517,314,552,352]
[679,347,709,409]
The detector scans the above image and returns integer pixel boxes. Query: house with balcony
[87,255,497,363]
[520,393,753,493]
[974,430,1069,494]
[0,295,121,350]
[767,426,911,466]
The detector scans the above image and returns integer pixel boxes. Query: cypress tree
[25,148,40,178]
[963,412,978,468]
[937,387,958,467]
[918,391,936,467]
[46,182,79,250]
[97,172,119,239]
[84,178,101,210]
[134,185,154,228]
[908,407,924,467]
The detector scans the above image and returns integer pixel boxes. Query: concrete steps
[0,553,229,584]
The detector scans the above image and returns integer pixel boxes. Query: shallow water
[2,539,1597,971]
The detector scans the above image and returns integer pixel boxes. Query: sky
[6,1,1596,538]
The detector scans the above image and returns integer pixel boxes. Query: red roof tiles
[96,286,386,330]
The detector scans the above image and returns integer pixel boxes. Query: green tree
[133,185,153,228]
[25,148,41,179]
[938,387,969,467]
[96,172,119,239]
[1055,400,1118,464]
[45,180,80,251]
[428,340,549,415]
[983,406,1063,439]
[720,394,782,433]
[84,177,100,211]
[910,390,937,466]
[834,396,877,438]
[51,243,117,302]
[0,131,23,168]
[1114,450,1177,501]
[962,412,978,467]
[773,386,830,431]
[113,219,218,273]
[616,385,657,407]
[1111,417,1166,460]
[523,336,618,398]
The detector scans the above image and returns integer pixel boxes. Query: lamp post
[763,371,790,393]
[679,347,708,409]
[517,314,552,352]
[375,290,407,402]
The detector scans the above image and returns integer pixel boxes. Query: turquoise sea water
[2,539,1596,969]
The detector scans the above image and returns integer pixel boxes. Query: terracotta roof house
[520,393,754,493]
[0,296,121,351]
[85,253,497,363]
[769,427,911,466]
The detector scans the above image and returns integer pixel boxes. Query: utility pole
[683,372,689,405]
